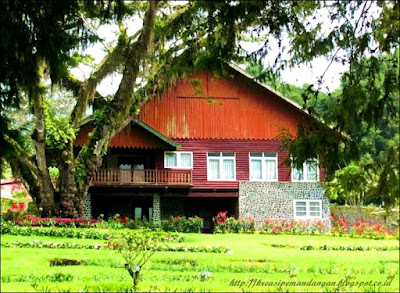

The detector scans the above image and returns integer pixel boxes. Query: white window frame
[293,200,322,219]
[291,159,319,182]
[249,153,278,182]
[207,152,236,181]
[164,151,193,169]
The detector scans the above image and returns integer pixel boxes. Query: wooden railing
[92,169,192,185]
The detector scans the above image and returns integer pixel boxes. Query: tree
[1,1,398,217]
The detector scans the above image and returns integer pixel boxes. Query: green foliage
[161,216,204,233]
[45,115,76,151]
[1,198,13,213]
[109,231,162,290]
[326,163,372,206]
[1,158,12,179]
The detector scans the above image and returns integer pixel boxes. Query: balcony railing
[92,169,192,186]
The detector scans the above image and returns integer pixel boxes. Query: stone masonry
[153,194,161,221]
[83,193,92,219]
[239,182,331,231]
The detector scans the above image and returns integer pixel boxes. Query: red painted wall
[155,139,326,188]
[156,139,292,189]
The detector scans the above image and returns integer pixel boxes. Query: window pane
[310,211,321,217]
[208,153,220,157]
[307,161,318,181]
[250,160,262,180]
[265,160,277,180]
[222,153,234,157]
[180,153,192,168]
[134,207,142,219]
[223,159,235,179]
[296,211,307,217]
[264,153,276,158]
[310,202,320,208]
[296,201,306,207]
[292,167,303,181]
[165,153,177,167]
[209,159,220,179]
[250,153,262,157]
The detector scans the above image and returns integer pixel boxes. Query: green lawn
[1,233,399,292]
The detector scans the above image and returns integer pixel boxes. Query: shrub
[108,231,162,290]
[14,214,99,228]
[213,213,256,234]
[330,214,349,235]
[350,218,391,239]
[262,218,325,235]
[160,216,203,233]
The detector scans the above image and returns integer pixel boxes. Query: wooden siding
[155,139,289,189]
[155,139,326,189]
[75,122,174,149]
[139,72,308,140]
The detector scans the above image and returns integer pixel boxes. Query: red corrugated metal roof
[139,70,307,140]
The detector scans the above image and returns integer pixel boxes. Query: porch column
[153,193,161,221]
[83,193,92,219]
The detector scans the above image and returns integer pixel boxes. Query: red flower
[113,243,118,248]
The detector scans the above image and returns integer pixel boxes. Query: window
[249,153,278,181]
[134,207,142,219]
[293,200,322,218]
[291,159,319,182]
[207,152,236,180]
[164,151,193,168]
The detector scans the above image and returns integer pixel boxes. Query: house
[74,63,331,231]
[0,178,31,200]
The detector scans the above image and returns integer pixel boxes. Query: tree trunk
[32,90,56,216]
[57,141,79,217]
[73,2,159,217]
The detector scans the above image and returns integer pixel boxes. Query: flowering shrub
[108,232,162,290]
[14,214,99,228]
[214,213,256,234]
[213,211,227,233]
[330,214,349,235]
[350,218,391,239]
[330,214,398,239]
[2,203,27,221]
[160,216,204,233]
[262,218,326,235]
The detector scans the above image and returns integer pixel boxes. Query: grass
[1,232,399,292]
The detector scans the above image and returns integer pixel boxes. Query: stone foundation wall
[160,197,185,220]
[239,182,331,231]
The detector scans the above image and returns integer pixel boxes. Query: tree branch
[70,30,128,127]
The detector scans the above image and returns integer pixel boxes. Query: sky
[71,2,382,97]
